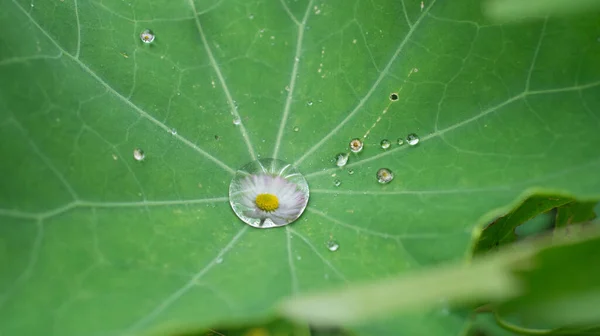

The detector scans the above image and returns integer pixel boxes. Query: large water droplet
[377,168,394,184]
[349,138,363,153]
[333,179,341,187]
[140,29,155,44]
[380,139,391,149]
[229,158,309,229]
[335,153,349,167]
[407,133,420,146]
[133,148,145,161]
[326,240,339,252]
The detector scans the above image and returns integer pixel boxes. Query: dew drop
[406,133,420,146]
[233,118,241,125]
[333,179,341,187]
[307,100,313,106]
[248,13,254,19]
[326,240,340,252]
[397,138,405,146]
[229,158,309,229]
[216,257,223,264]
[335,153,349,167]
[348,169,354,175]
[140,29,155,44]
[133,148,145,161]
[170,128,177,135]
[293,126,299,132]
[380,139,391,149]
[376,168,394,184]
[349,138,363,153]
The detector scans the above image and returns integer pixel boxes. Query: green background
[1,0,599,335]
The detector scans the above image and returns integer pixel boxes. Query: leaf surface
[1,0,600,335]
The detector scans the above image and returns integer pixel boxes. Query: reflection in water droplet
[229,158,309,229]
[348,169,354,175]
[140,29,155,44]
[377,168,394,184]
[349,138,363,153]
[380,139,391,149]
[233,118,241,125]
[293,126,299,132]
[307,100,313,106]
[326,240,339,252]
[333,179,341,187]
[133,148,145,161]
[407,133,420,146]
[170,128,177,135]
[335,153,349,167]
[397,138,405,146]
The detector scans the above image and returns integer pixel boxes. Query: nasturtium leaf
[555,201,597,229]
[1,0,600,335]
[473,195,572,254]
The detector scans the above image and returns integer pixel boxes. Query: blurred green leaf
[484,0,600,22]
[473,196,572,254]
[498,234,600,330]
[280,228,600,329]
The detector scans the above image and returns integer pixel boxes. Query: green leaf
[473,196,572,254]
[280,228,600,330]
[498,233,600,330]
[554,201,597,229]
[1,0,600,335]
[484,0,600,22]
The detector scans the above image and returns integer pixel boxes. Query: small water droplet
[133,148,145,161]
[233,118,241,125]
[296,255,302,260]
[389,93,399,101]
[333,179,341,187]
[377,168,394,184]
[293,126,299,132]
[248,14,254,19]
[326,240,339,252]
[170,128,177,135]
[380,139,391,149]
[347,169,354,175]
[397,138,405,146]
[140,29,155,44]
[349,138,363,153]
[216,257,223,264]
[407,133,420,146]
[335,153,349,167]
[307,100,313,106]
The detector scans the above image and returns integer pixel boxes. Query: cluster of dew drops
[334,134,419,185]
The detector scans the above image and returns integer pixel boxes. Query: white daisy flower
[238,174,307,227]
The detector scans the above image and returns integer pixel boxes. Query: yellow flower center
[255,193,279,212]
